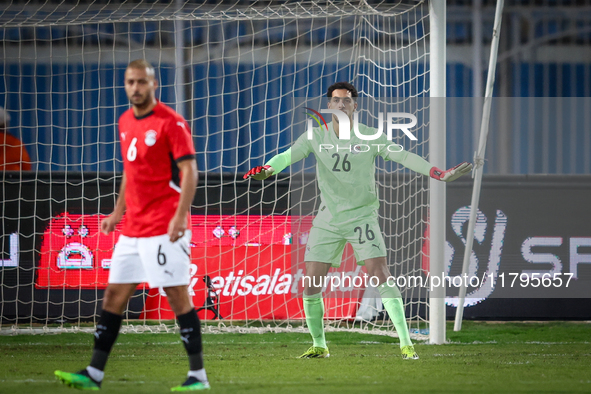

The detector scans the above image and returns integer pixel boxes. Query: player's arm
[242,148,289,180]
[243,133,312,180]
[168,158,198,243]
[429,162,473,182]
[381,143,472,182]
[101,172,127,235]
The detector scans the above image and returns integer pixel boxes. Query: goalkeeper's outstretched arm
[242,148,288,180]
[243,164,275,180]
[244,134,313,180]
[382,144,473,182]
[429,162,473,182]
[243,147,292,180]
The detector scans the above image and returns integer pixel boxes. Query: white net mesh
[0,0,430,338]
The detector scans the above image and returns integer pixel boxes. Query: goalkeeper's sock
[378,282,413,348]
[303,292,327,349]
[89,310,122,373]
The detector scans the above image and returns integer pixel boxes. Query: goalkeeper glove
[429,162,473,182]
[243,165,275,180]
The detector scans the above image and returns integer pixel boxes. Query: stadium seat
[311,26,327,44]
[221,21,249,45]
[129,22,158,45]
[575,20,591,43]
[185,20,206,45]
[447,21,470,44]
[35,27,51,40]
[0,27,31,42]
[32,26,64,44]
[535,19,561,38]
[266,20,284,43]
[324,21,341,44]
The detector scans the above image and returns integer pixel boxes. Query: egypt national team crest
[144,130,157,146]
[351,144,363,154]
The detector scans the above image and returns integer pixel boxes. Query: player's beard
[130,93,153,110]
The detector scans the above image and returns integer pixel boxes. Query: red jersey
[118,101,195,237]
[1,132,32,171]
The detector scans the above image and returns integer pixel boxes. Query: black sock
[89,310,122,371]
[177,309,204,371]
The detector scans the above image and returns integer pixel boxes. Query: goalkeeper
[244,82,472,360]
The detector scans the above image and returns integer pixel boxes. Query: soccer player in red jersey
[55,60,209,391]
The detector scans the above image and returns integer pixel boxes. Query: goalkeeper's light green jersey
[265,121,432,225]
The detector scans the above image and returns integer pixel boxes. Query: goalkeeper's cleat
[297,346,330,359]
[401,345,419,360]
[171,376,211,391]
[55,369,101,390]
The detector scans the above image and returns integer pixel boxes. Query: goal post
[0,0,444,340]
[428,0,447,345]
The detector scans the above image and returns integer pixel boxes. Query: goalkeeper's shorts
[304,215,387,268]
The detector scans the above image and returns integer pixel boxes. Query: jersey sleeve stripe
[175,153,197,163]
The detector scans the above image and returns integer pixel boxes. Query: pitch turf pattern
[1,322,590,393]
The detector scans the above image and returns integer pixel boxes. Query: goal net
[0,0,433,338]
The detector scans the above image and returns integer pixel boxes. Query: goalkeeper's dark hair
[327,82,358,99]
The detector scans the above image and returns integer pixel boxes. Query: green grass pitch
[0,321,590,393]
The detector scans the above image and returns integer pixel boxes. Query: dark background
[1,172,590,322]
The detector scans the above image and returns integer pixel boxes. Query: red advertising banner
[36,213,294,289]
[37,213,366,320]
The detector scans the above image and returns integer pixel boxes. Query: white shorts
[108,232,192,288]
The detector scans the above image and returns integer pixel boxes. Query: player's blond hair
[127,59,155,77]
